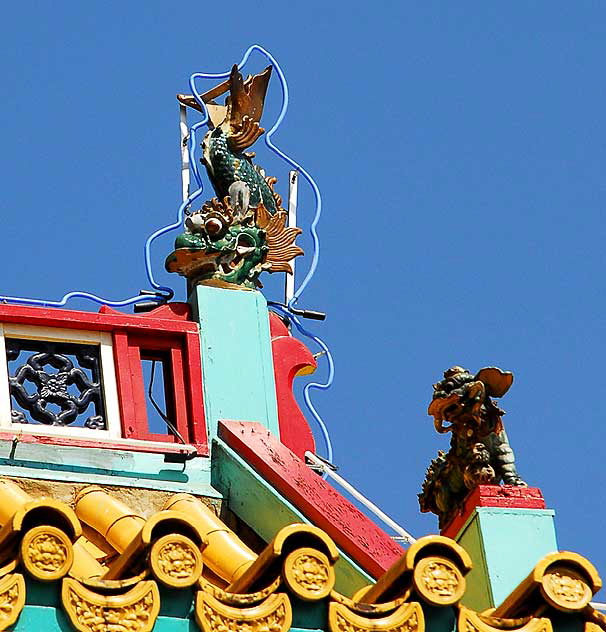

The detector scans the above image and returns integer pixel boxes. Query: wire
[147,359,189,446]
[305,451,417,544]
[178,46,334,464]
[0,45,323,313]
[0,46,334,467]
[268,302,333,464]
[0,290,159,309]
[185,44,322,307]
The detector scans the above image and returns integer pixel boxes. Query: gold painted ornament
[0,573,25,631]
[61,578,160,632]
[540,565,592,612]
[196,591,292,632]
[584,607,606,632]
[20,524,73,581]
[200,576,282,607]
[459,607,553,632]
[329,601,424,632]
[283,547,335,601]
[412,555,465,606]
[493,552,601,619]
[150,533,203,588]
[332,589,413,616]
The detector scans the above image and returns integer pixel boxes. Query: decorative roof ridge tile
[493,551,602,618]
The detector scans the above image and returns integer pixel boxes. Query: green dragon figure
[167,65,302,288]
[418,366,527,528]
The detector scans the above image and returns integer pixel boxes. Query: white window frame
[0,323,122,440]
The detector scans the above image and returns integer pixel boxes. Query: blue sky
[0,2,605,594]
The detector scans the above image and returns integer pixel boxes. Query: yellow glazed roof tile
[0,474,603,632]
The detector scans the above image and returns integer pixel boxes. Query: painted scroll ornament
[196,591,292,632]
[458,607,553,632]
[329,601,424,632]
[0,573,25,631]
[21,525,73,581]
[61,578,160,632]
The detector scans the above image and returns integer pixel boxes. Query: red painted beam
[0,303,198,334]
[0,430,205,455]
[218,420,405,578]
[99,302,192,322]
[441,484,547,539]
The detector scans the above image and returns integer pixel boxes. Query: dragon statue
[166,65,302,289]
[418,366,527,528]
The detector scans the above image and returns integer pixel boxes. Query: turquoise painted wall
[10,605,71,631]
[457,507,557,610]
[0,287,283,499]
[478,507,557,607]
[291,598,327,630]
[420,603,456,632]
[150,617,198,631]
[7,586,588,632]
[190,286,280,443]
[13,582,199,631]
[0,438,218,497]
[9,605,200,631]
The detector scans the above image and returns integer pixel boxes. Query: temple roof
[0,475,603,632]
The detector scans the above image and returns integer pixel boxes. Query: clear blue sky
[0,2,605,592]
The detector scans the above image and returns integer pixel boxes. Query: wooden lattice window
[0,303,208,455]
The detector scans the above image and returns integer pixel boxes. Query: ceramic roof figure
[419,366,527,528]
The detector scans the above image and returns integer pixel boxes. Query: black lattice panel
[5,338,107,429]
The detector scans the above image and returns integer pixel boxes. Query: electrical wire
[0,290,150,309]
[168,47,334,462]
[0,45,322,312]
[147,359,189,445]
[185,44,322,307]
[0,45,334,465]
[183,48,335,462]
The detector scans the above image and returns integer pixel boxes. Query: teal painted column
[190,285,280,442]
[457,507,557,611]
